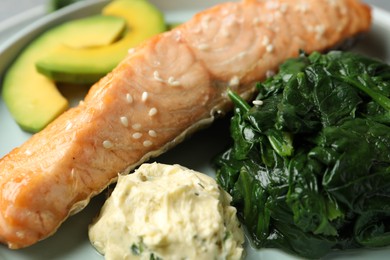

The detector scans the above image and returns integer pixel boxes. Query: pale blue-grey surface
[0,1,390,260]
[0,0,389,23]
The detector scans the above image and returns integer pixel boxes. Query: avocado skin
[48,0,84,12]
[3,0,166,133]
[36,0,167,84]
[2,31,69,133]
[2,14,125,132]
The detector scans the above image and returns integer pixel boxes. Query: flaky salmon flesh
[0,0,371,249]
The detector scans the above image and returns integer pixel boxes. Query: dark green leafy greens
[214,51,390,259]
[48,0,85,12]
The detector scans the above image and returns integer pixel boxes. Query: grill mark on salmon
[0,0,371,249]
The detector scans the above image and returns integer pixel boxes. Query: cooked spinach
[214,51,390,259]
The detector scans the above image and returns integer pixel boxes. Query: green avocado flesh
[61,15,126,48]
[36,0,167,84]
[2,0,166,133]
[2,15,126,133]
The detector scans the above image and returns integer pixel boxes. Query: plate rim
[0,0,110,76]
[1,2,390,260]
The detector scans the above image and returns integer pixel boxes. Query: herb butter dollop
[89,163,244,260]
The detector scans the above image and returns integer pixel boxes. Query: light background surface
[0,0,389,23]
[0,0,389,260]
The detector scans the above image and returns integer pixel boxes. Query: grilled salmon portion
[0,0,371,249]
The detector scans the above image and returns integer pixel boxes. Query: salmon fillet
[0,0,371,249]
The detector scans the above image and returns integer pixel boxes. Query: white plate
[1,1,390,259]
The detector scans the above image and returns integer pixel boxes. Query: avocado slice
[36,0,166,84]
[2,15,127,133]
[61,15,126,48]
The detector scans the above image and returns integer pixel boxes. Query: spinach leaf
[215,51,390,258]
